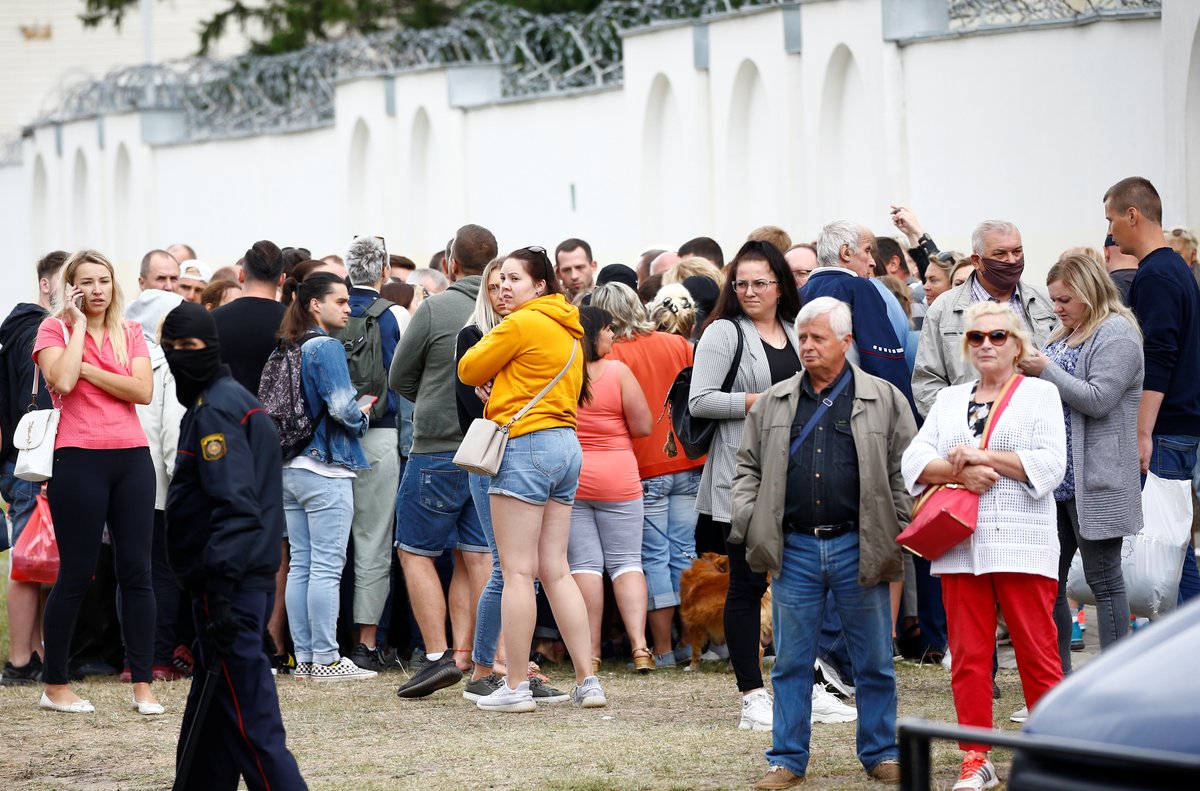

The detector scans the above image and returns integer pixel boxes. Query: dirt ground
[0,655,1030,791]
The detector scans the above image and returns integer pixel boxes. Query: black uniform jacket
[166,367,283,595]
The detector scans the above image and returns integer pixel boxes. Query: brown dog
[679,552,773,672]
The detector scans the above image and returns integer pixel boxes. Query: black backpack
[331,297,394,422]
[258,331,323,461]
[662,318,744,460]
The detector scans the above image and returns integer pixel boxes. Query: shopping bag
[10,485,58,584]
[1066,472,1191,619]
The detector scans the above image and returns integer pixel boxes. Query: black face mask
[165,347,222,407]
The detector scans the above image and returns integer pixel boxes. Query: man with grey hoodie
[391,224,498,698]
[125,287,189,679]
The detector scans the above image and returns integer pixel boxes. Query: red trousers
[941,572,1064,752]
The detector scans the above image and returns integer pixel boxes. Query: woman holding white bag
[32,250,160,715]
[1018,252,1143,672]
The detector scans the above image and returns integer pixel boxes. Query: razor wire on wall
[23,0,1166,147]
[948,0,1160,31]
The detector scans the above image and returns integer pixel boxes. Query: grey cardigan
[688,315,798,523]
[1038,315,1144,539]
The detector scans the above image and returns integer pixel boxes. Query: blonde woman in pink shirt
[33,250,160,716]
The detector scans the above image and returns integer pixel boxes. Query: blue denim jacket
[299,331,369,470]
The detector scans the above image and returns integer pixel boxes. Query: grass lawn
[0,572,1024,790]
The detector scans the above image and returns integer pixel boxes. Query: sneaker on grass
[952,751,999,791]
[529,675,568,703]
[1009,706,1028,723]
[739,688,772,731]
[571,675,607,708]
[477,680,536,713]
[814,656,854,698]
[463,673,504,702]
[396,654,463,698]
[811,683,856,724]
[309,657,377,682]
[293,662,313,681]
[1,652,43,686]
[350,643,387,672]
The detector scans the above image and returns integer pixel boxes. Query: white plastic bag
[1066,472,1192,620]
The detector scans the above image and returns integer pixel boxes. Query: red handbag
[897,375,1023,560]
[10,484,59,584]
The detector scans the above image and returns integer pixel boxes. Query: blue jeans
[395,452,487,555]
[1,458,40,552]
[768,531,897,776]
[1147,434,1200,605]
[640,469,701,610]
[282,468,354,665]
[469,472,505,668]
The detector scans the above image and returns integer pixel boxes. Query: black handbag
[662,318,744,460]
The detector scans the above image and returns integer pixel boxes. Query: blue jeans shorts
[395,452,487,556]
[489,428,582,507]
[1,458,40,553]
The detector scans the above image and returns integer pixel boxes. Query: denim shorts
[489,427,582,507]
[395,452,488,556]
[1,458,40,553]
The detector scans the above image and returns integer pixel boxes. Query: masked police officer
[161,302,306,791]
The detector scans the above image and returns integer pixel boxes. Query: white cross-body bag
[13,321,67,482]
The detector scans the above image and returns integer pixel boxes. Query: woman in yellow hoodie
[458,246,606,713]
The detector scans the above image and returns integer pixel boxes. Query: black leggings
[44,447,156,685]
[720,521,770,693]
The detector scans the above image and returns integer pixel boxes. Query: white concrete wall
[2,1,1197,322]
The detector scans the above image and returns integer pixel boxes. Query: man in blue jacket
[162,302,306,791]
[801,220,917,419]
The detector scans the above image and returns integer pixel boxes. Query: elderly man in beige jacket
[731,296,915,790]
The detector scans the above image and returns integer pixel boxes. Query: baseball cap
[179,260,213,283]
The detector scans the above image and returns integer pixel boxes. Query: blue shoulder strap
[788,368,853,457]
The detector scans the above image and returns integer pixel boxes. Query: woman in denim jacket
[278,272,374,681]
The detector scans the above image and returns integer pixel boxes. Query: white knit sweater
[901,377,1067,580]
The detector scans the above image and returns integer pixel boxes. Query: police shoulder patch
[201,433,227,461]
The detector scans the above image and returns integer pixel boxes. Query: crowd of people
[2,175,1199,791]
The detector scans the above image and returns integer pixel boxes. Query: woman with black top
[688,240,800,732]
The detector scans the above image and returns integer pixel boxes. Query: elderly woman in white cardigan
[1018,253,1143,673]
[902,301,1066,791]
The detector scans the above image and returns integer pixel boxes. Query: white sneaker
[476,680,536,713]
[700,642,730,661]
[814,656,855,698]
[952,750,999,790]
[293,661,313,681]
[571,675,607,708]
[810,683,856,724]
[941,649,952,670]
[1009,706,1028,723]
[739,688,773,731]
[308,656,378,682]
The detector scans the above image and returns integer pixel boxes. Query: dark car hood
[1023,597,1200,754]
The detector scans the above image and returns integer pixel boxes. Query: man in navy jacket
[802,220,918,419]
[1107,176,1200,603]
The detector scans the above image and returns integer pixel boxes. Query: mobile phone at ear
[356,394,379,409]
[74,294,83,310]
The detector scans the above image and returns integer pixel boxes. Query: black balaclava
[160,302,223,407]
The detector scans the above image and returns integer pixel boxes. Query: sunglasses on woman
[965,329,1010,347]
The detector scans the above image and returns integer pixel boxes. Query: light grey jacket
[912,273,1058,417]
[1038,315,1144,539]
[688,315,798,523]
[729,364,916,582]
